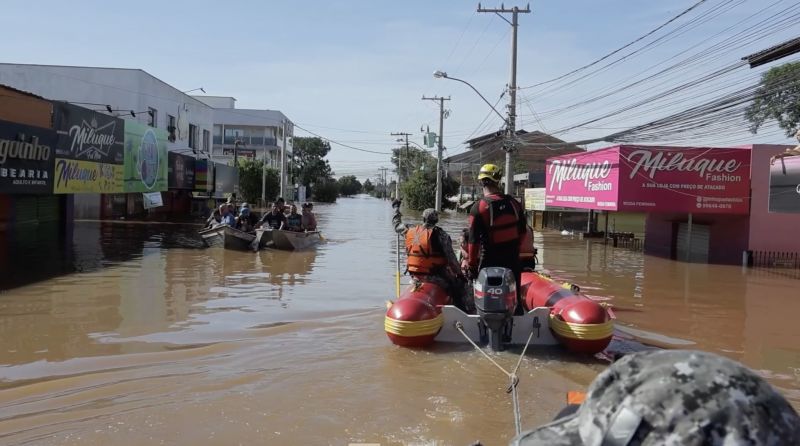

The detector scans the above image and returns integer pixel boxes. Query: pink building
[545,144,800,264]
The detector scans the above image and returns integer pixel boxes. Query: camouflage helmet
[511,349,800,446]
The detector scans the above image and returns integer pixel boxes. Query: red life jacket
[405,226,447,274]
[481,195,522,246]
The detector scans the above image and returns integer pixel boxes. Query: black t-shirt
[261,212,286,229]
[286,213,302,230]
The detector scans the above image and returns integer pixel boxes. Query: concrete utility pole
[261,129,268,206]
[390,132,411,199]
[378,167,389,200]
[478,3,530,195]
[421,95,450,211]
[280,119,288,200]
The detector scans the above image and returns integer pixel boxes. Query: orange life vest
[405,226,447,274]
[482,195,522,246]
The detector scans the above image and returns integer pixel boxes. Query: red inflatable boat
[384,270,614,354]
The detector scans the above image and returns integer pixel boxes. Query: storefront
[546,145,751,263]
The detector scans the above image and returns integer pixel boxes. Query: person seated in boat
[238,202,259,228]
[220,204,236,227]
[205,207,222,228]
[510,349,800,445]
[258,202,287,230]
[275,197,286,214]
[284,204,303,232]
[392,200,469,311]
[301,202,317,231]
[236,206,255,233]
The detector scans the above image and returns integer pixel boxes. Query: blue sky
[2,0,798,182]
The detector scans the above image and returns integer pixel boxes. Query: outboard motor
[474,267,517,351]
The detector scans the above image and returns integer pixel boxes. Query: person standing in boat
[205,206,222,228]
[284,204,303,232]
[464,164,526,304]
[392,200,468,311]
[258,202,287,230]
[301,203,317,231]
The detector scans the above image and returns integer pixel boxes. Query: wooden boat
[253,227,274,251]
[199,225,256,251]
[271,229,322,251]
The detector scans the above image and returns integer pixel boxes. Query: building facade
[193,96,294,201]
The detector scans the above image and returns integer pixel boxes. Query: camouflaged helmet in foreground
[511,349,800,446]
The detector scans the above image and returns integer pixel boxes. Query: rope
[454,321,536,437]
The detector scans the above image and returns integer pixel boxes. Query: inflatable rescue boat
[384,268,614,354]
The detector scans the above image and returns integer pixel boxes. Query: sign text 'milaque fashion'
[546,145,751,214]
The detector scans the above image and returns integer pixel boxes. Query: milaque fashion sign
[546,146,751,214]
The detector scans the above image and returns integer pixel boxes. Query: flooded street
[1,195,799,445]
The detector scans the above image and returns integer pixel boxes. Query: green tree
[401,169,460,210]
[312,178,338,203]
[337,175,362,196]
[363,178,375,193]
[391,146,436,182]
[292,137,334,186]
[237,159,279,204]
[746,61,800,136]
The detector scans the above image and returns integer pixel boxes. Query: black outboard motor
[473,267,517,351]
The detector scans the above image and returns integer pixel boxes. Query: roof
[0,83,47,100]
[446,130,585,171]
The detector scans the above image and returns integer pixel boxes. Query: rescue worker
[464,164,526,306]
[392,200,469,311]
[519,224,538,271]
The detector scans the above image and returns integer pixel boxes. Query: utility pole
[422,95,450,211]
[390,132,411,199]
[279,120,288,200]
[261,129,267,206]
[378,167,389,200]
[478,3,530,195]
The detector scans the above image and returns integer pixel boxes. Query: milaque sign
[545,145,751,214]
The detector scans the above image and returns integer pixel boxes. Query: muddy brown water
[0,195,798,445]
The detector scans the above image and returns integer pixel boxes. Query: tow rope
[455,321,536,437]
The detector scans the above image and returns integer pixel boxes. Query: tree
[746,61,800,137]
[401,168,460,210]
[313,178,338,203]
[337,175,362,196]
[391,146,436,182]
[292,137,334,186]
[363,178,375,193]
[237,159,279,204]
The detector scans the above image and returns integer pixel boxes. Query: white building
[192,96,294,201]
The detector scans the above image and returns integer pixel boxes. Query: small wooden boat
[199,225,256,251]
[271,229,322,251]
[253,227,274,251]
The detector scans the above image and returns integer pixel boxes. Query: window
[203,129,210,152]
[213,124,222,145]
[167,115,176,142]
[188,124,198,149]
[147,107,157,127]
[224,127,245,145]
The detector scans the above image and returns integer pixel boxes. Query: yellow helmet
[477,163,502,183]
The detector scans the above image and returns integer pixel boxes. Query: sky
[2,0,799,183]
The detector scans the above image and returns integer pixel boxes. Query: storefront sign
[213,162,238,198]
[54,159,123,193]
[545,149,620,210]
[53,102,124,164]
[546,146,751,214]
[769,154,800,213]
[168,152,196,190]
[0,120,56,194]
[524,188,546,211]
[124,120,168,192]
[222,148,256,158]
[194,159,212,192]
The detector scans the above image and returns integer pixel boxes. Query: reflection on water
[0,195,798,445]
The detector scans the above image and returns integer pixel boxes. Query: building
[543,144,800,265]
[193,95,294,201]
[445,130,584,199]
[0,63,218,218]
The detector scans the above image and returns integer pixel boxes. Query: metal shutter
[676,222,710,263]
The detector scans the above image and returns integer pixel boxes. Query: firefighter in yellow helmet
[464,164,527,305]
[391,200,469,311]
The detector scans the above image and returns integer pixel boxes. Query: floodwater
[0,195,798,445]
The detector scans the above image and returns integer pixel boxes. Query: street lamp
[434,70,513,194]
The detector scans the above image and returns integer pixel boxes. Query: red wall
[645,212,750,264]
[747,144,800,253]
